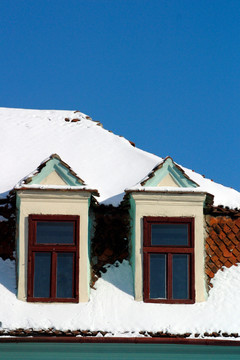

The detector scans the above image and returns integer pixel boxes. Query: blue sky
[1,0,239,192]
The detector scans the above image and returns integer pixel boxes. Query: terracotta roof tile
[205,215,240,287]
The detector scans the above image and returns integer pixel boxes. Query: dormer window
[127,156,210,303]
[27,215,79,302]
[143,217,194,303]
[15,154,99,303]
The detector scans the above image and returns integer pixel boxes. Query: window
[143,217,195,304]
[27,215,79,302]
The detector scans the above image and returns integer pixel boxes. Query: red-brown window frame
[27,214,80,303]
[143,217,195,304]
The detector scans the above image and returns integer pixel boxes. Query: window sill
[27,297,79,303]
[143,298,195,304]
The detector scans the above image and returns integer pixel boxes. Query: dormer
[15,154,98,303]
[126,157,212,304]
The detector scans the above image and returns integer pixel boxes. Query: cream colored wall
[131,192,207,302]
[40,171,67,185]
[157,173,180,187]
[17,190,91,302]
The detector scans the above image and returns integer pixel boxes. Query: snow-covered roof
[1,107,240,340]
[1,107,240,208]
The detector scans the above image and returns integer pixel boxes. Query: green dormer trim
[25,154,85,187]
[142,157,198,188]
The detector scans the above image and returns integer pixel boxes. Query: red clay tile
[205,215,240,287]
[235,218,240,227]
[224,260,233,268]
[209,217,218,226]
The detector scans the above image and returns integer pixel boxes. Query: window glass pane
[34,253,51,298]
[36,222,74,244]
[56,253,74,298]
[150,254,166,299]
[151,224,188,246]
[172,254,189,299]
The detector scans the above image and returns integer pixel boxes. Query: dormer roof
[141,156,199,188]
[15,153,99,196]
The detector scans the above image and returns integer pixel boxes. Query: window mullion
[168,253,173,299]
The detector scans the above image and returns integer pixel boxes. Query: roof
[1,107,239,208]
[19,153,87,186]
[15,153,100,196]
[0,107,240,340]
[0,107,159,205]
[140,156,199,187]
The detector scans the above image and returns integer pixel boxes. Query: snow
[182,166,240,210]
[0,107,159,206]
[0,107,239,208]
[1,107,239,338]
[0,258,240,337]
[15,184,98,192]
[126,186,211,194]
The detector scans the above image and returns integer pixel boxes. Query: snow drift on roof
[0,107,239,208]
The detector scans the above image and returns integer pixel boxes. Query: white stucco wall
[16,190,91,302]
[130,192,207,302]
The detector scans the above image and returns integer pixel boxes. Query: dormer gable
[141,156,199,188]
[21,154,85,187]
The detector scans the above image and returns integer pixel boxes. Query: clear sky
[1,0,239,192]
